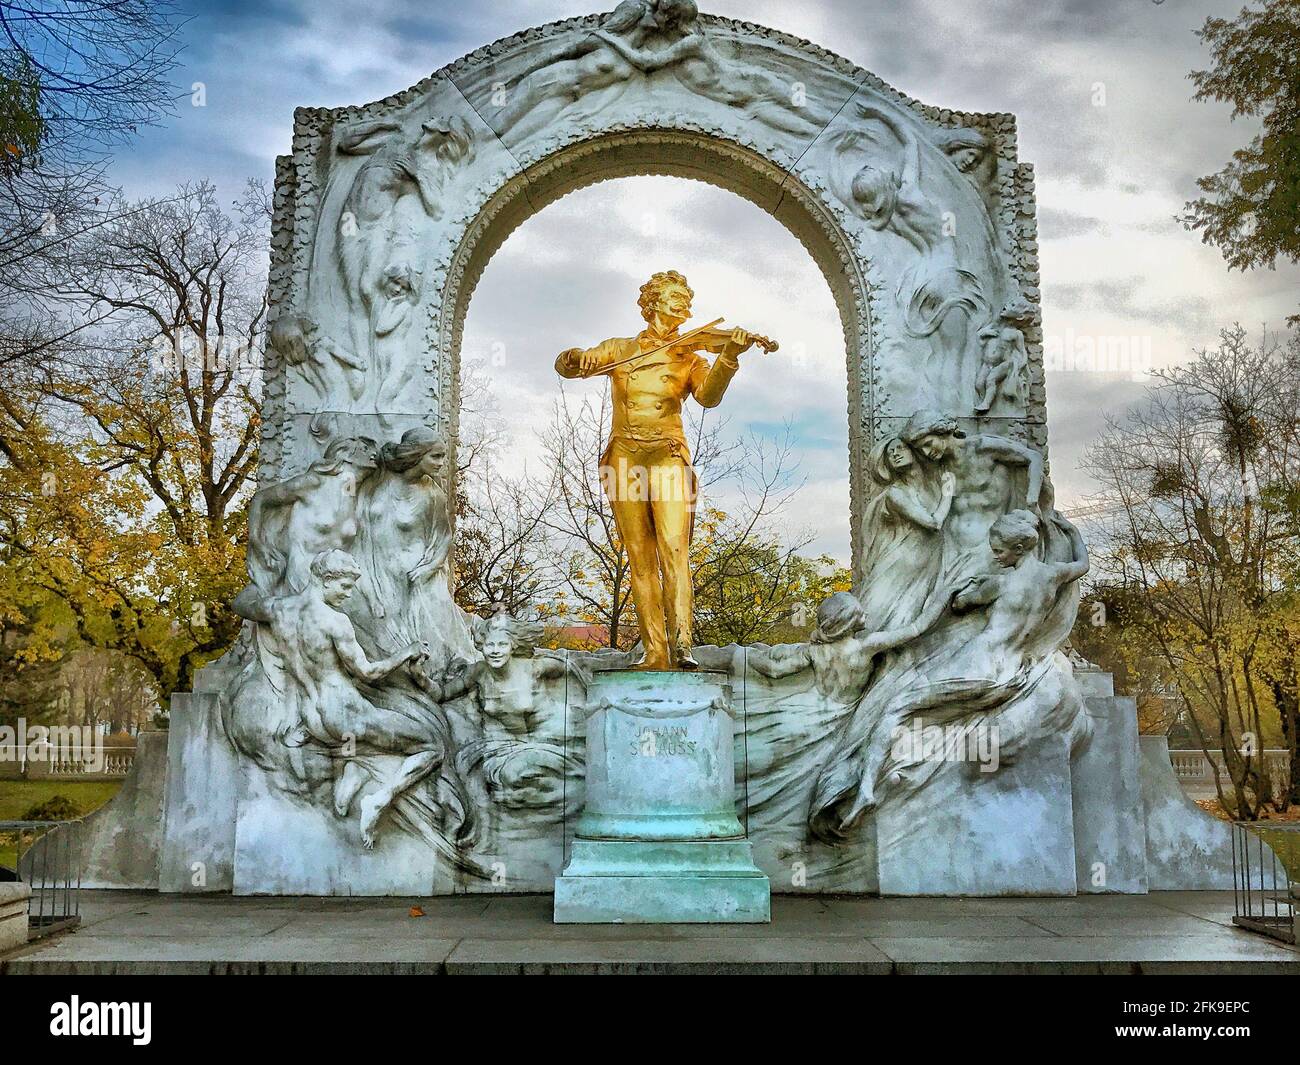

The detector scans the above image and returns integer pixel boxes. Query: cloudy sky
[116,0,1298,562]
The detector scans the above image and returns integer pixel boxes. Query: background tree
[1183,0,1300,298]
[451,357,559,617]
[0,0,185,368]
[1082,325,1300,817]
[0,181,266,700]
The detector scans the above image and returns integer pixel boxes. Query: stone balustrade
[0,746,137,781]
[1169,749,1291,801]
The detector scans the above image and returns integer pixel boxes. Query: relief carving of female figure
[809,509,1090,844]
[324,115,473,409]
[857,434,955,632]
[447,610,585,820]
[834,103,995,402]
[352,427,475,672]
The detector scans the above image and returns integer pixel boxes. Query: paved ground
[1,890,1296,974]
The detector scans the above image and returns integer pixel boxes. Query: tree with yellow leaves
[0,181,265,701]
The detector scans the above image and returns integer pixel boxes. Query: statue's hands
[726,328,753,357]
[940,471,957,496]
[408,560,437,584]
[446,655,474,679]
[561,347,599,373]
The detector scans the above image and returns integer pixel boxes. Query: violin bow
[595,317,726,373]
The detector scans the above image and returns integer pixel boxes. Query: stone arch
[437,129,874,567]
[264,8,1043,587]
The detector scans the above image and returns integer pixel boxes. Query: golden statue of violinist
[555,270,777,670]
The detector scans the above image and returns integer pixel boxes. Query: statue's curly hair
[989,509,1040,553]
[638,270,692,322]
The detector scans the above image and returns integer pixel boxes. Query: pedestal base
[554,840,770,923]
[554,669,770,923]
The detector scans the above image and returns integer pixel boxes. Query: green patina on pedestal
[553,669,770,923]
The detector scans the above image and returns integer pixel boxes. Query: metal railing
[1231,821,1298,945]
[0,819,83,940]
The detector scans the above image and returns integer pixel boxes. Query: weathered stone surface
[556,670,769,922]
[0,881,30,953]
[1140,735,1235,890]
[18,732,167,890]
[1071,687,1149,894]
[6,890,1296,975]
[160,692,238,893]
[876,734,1078,896]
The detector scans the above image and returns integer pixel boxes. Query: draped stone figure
[856,435,955,632]
[491,0,658,140]
[351,427,475,673]
[588,0,820,137]
[451,611,586,818]
[740,591,951,832]
[974,299,1037,416]
[894,409,1044,583]
[233,435,379,615]
[269,314,367,411]
[832,104,1006,407]
[810,509,1091,843]
[225,549,475,853]
[326,114,474,410]
[492,0,822,143]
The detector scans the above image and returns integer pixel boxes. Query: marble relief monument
[36,3,1249,902]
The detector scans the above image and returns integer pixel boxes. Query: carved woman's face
[416,446,446,478]
[913,432,951,462]
[850,165,899,223]
[884,437,913,471]
[482,630,513,670]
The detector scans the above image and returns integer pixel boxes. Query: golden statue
[555,270,777,670]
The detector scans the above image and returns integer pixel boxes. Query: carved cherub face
[482,628,513,670]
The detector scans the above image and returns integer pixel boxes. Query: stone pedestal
[554,669,769,923]
[0,881,30,954]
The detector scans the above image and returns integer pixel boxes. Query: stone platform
[2,890,1296,974]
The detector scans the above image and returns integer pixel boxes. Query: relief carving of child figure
[974,299,1036,415]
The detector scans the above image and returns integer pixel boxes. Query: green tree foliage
[1183,0,1300,280]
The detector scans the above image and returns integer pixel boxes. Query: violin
[676,325,780,356]
[603,317,780,372]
